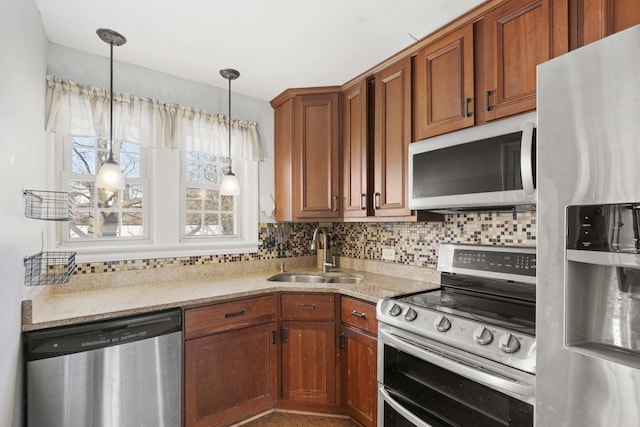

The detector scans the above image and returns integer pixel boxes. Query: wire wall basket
[24,251,77,286]
[23,190,75,221]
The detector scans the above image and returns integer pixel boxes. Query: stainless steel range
[377,244,536,427]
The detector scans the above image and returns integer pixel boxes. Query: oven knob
[404,308,418,322]
[473,326,494,345]
[434,315,451,332]
[388,303,402,317]
[498,333,521,353]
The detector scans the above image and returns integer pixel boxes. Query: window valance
[45,76,264,161]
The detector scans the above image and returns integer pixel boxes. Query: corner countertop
[22,264,439,331]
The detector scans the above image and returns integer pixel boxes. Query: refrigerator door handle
[520,121,535,198]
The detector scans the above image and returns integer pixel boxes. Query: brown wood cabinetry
[184,295,278,427]
[342,78,370,219]
[272,89,341,222]
[340,297,377,427]
[280,293,338,409]
[414,24,475,140]
[477,0,566,122]
[571,0,640,48]
[373,57,412,217]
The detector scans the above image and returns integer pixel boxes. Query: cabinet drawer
[341,296,377,335]
[184,294,276,339]
[281,293,335,320]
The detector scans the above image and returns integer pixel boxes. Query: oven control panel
[377,298,536,374]
[437,244,536,284]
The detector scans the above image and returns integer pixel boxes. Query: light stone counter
[22,257,440,331]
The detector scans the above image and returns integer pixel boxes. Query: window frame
[49,134,260,262]
[180,151,239,240]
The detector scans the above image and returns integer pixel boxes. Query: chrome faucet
[310,226,335,273]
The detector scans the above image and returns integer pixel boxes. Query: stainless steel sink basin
[267,272,363,284]
[267,273,326,283]
[325,276,362,284]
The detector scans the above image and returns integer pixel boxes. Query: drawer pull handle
[374,192,381,210]
[282,328,288,344]
[272,329,277,345]
[351,310,367,319]
[224,310,246,318]
[299,304,316,310]
[465,97,472,117]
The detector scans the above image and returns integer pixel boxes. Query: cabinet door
[293,93,341,219]
[571,0,640,48]
[341,326,377,427]
[184,322,278,427]
[274,98,294,221]
[342,79,369,218]
[414,24,474,140]
[481,0,553,121]
[281,320,337,406]
[374,57,412,217]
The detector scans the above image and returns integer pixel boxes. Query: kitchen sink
[267,272,362,284]
[267,273,327,283]
[325,276,362,284]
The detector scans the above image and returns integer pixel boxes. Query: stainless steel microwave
[408,112,537,213]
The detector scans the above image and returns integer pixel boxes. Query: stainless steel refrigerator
[537,24,640,426]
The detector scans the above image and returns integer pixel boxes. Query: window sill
[58,241,261,263]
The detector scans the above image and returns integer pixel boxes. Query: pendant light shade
[219,68,240,196]
[95,28,126,190]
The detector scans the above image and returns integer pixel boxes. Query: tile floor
[239,411,361,427]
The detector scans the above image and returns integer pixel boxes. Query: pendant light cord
[227,76,233,173]
[108,42,114,162]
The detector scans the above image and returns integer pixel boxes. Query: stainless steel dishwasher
[25,308,182,427]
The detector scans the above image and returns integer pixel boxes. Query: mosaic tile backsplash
[75,212,535,275]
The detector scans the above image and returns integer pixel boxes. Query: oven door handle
[379,386,434,427]
[379,329,535,400]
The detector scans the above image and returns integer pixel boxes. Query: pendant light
[95,28,127,190]
[219,68,241,196]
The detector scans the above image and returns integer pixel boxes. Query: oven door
[378,324,534,427]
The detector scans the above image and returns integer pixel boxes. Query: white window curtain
[45,75,264,161]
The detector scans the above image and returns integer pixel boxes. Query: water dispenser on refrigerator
[565,203,640,368]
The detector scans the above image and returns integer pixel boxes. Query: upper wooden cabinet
[571,0,640,48]
[477,0,566,122]
[272,88,341,222]
[342,79,370,219]
[413,24,475,140]
[373,57,412,217]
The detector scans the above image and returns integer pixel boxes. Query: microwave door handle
[379,386,434,427]
[520,121,535,197]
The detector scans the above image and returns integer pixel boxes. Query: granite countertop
[22,260,439,331]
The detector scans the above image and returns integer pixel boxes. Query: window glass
[64,136,146,240]
[183,152,237,237]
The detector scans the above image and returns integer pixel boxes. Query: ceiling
[34,0,485,101]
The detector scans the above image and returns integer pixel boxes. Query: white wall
[47,44,276,222]
[0,0,48,425]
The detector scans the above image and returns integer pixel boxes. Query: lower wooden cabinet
[340,297,378,427]
[184,295,278,427]
[280,293,338,410]
[341,326,377,427]
[281,320,337,406]
[183,293,374,426]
